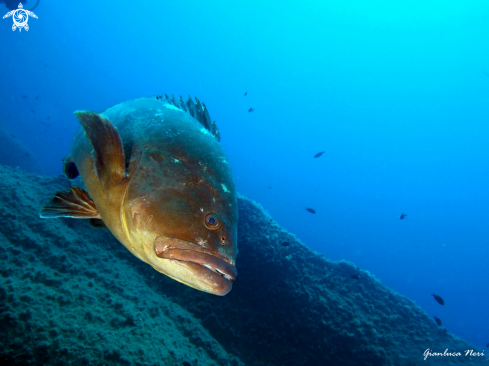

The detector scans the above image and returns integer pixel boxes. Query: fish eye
[204,212,221,230]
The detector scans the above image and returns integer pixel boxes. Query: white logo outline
[3,3,38,32]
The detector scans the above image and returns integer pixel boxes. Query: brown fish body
[42,96,238,295]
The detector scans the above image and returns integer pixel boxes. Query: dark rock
[0,165,239,366]
[0,164,485,365]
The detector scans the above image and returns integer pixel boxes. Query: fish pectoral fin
[74,111,126,190]
[40,186,101,219]
[89,218,108,229]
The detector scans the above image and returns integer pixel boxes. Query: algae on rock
[0,165,485,366]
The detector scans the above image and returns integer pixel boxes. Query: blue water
[1,0,488,349]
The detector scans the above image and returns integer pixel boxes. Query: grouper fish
[40,95,238,295]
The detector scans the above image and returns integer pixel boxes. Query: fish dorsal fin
[157,94,221,142]
[40,186,100,219]
[74,111,126,190]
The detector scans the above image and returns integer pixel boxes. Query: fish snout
[153,235,237,295]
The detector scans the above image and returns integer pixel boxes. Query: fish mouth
[153,235,237,295]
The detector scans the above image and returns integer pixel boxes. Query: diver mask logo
[2,3,38,32]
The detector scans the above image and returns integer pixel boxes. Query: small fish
[248,107,254,112]
[314,151,324,158]
[432,293,445,305]
[244,91,247,96]
[35,95,39,100]
[305,207,316,214]
[486,343,489,348]
[41,96,238,296]
[267,186,272,189]
[182,362,191,366]
[434,316,442,326]
[46,116,50,120]
[351,274,360,280]
[400,213,407,219]
[281,241,291,247]
[22,95,27,99]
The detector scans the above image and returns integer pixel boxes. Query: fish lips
[154,235,237,295]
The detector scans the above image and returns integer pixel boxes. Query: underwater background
[1,0,488,353]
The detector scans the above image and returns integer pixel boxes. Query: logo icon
[3,3,38,32]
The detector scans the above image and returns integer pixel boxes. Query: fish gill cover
[0,164,485,366]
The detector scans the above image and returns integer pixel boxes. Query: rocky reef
[0,125,43,175]
[0,164,485,365]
